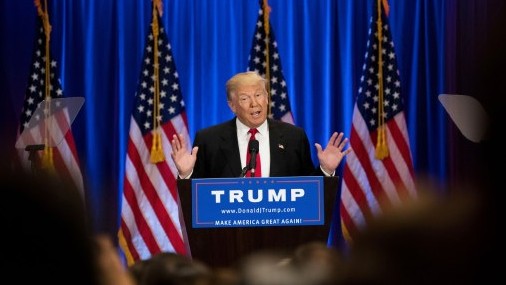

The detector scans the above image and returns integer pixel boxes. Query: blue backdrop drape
[1,0,504,242]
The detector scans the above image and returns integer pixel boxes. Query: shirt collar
[235,118,268,137]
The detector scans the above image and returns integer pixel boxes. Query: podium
[177,176,339,268]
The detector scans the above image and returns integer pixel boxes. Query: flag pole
[374,0,389,159]
[263,0,272,116]
[150,0,165,163]
[34,0,55,170]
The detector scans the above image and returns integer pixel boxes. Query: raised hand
[170,133,198,178]
[314,132,352,175]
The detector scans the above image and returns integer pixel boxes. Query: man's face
[228,83,269,129]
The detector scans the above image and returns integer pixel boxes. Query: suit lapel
[268,119,286,176]
[219,118,242,177]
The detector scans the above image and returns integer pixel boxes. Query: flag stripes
[340,1,416,243]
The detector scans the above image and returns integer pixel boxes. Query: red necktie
[246,128,261,177]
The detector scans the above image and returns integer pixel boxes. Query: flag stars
[137,105,145,113]
[171,83,179,91]
[148,98,153,105]
[168,106,175,114]
[170,94,177,102]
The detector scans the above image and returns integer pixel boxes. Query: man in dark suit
[170,71,351,179]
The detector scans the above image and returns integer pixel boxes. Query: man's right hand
[170,133,198,178]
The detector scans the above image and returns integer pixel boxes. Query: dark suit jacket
[191,118,323,178]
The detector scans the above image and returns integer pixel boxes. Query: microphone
[248,139,259,177]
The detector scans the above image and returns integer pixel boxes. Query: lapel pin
[278,144,284,149]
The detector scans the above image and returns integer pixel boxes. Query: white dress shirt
[236,119,270,177]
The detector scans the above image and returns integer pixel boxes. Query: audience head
[237,250,307,285]
[226,71,269,129]
[336,189,501,285]
[135,252,212,285]
[2,167,99,285]
[290,241,344,285]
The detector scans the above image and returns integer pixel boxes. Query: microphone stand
[239,165,250,177]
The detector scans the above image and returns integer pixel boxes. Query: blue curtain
[1,0,503,239]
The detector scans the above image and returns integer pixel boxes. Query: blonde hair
[226,71,267,101]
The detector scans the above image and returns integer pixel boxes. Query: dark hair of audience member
[1,167,100,285]
[290,241,344,285]
[236,250,307,285]
[136,252,212,285]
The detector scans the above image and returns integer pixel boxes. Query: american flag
[247,0,294,124]
[16,12,84,195]
[340,1,416,242]
[118,10,190,265]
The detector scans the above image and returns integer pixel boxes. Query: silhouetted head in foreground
[1,167,99,284]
